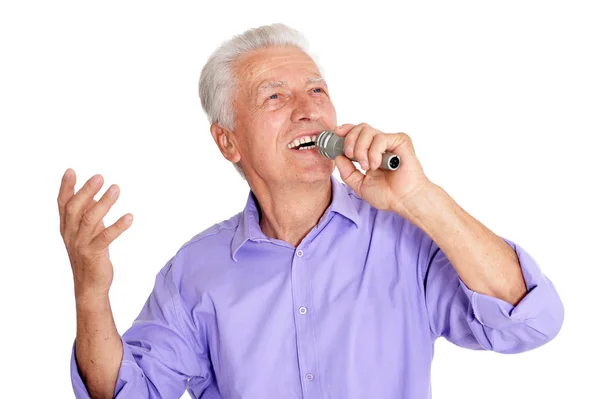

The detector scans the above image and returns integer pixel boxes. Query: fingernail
[92,175,102,184]
[124,214,133,223]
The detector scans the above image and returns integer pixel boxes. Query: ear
[210,123,241,163]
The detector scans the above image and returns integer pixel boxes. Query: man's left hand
[333,123,435,217]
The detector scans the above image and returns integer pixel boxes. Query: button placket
[290,245,319,396]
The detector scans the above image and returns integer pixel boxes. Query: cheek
[246,115,287,156]
[318,99,337,124]
[255,109,289,136]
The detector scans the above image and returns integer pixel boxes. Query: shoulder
[160,211,242,280]
[180,212,241,253]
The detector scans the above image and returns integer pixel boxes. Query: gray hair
[198,23,319,179]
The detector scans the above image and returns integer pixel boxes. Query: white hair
[198,23,319,179]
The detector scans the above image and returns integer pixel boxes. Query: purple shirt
[71,176,563,398]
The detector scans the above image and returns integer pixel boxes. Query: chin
[296,163,334,183]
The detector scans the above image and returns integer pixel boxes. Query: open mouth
[287,135,317,150]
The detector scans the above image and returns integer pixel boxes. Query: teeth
[287,135,318,149]
[298,145,315,150]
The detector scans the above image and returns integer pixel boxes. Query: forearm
[401,183,527,305]
[75,295,123,399]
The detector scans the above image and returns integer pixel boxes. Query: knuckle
[81,211,95,226]
[65,200,78,215]
[71,243,87,263]
[78,249,100,266]
[76,247,90,262]
[98,228,112,243]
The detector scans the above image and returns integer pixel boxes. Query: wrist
[394,182,446,222]
[75,292,111,313]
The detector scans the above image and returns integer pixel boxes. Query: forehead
[234,46,322,90]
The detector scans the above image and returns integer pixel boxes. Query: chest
[195,238,431,398]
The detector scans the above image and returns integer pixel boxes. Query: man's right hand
[57,168,133,303]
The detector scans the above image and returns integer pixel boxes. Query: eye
[312,88,323,93]
[268,93,280,100]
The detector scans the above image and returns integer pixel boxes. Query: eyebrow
[256,77,327,94]
[306,76,327,86]
[257,80,286,93]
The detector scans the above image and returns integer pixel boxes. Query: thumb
[335,155,364,194]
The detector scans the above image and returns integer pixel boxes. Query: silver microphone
[315,130,401,171]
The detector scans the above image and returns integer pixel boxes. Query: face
[214,46,337,187]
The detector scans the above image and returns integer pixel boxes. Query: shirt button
[299,306,307,315]
[296,249,303,257]
[305,373,314,381]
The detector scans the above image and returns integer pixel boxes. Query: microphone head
[315,130,342,160]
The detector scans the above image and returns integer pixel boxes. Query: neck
[250,178,332,247]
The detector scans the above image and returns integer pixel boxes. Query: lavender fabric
[71,176,563,398]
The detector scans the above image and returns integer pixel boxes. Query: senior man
[62,23,564,398]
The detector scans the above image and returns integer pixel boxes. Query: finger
[83,199,103,237]
[368,133,389,171]
[353,125,376,170]
[58,168,76,237]
[89,199,109,238]
[343,124,366,160]
[78,184,120,241]
[90,213,133,250]
[64,174,104,241]
[334,124,356,137]
[335,155,364,195]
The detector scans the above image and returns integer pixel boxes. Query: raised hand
[57,168,133,302]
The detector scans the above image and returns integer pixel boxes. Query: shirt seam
[180,223,239,252]
[121,360,139,367]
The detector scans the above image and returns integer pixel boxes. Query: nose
[291,93,320,123]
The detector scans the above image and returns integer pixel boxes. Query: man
[61,23,564,398]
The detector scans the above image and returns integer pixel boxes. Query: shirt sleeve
[70,251,216,398]
[418,231,564,354]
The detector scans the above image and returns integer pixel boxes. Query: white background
[1,1,598,397]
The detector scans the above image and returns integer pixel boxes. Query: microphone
[315,130,401,171]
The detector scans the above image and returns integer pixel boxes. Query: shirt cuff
[70,336,143,398]
[458,236,553,330]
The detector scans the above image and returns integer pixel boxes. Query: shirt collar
[231,175,360,262]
